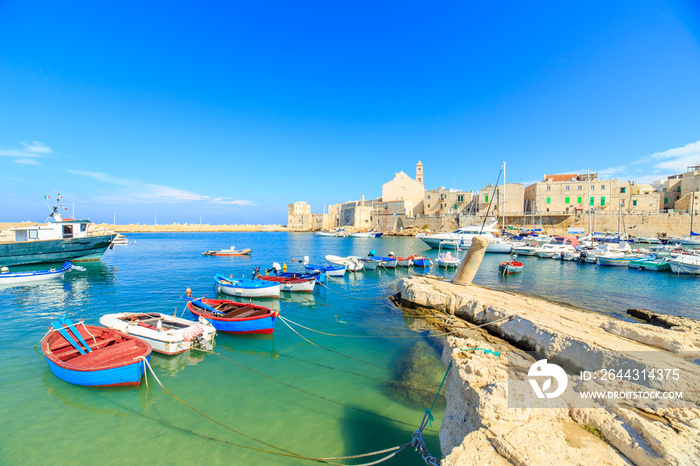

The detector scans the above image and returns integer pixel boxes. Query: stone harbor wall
[395,277,700,465]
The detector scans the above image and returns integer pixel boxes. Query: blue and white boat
[304,263,346,277]
[214,275,281,298]
[0,261,72,285]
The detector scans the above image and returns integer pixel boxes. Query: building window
[633,200,637,206]
[577,197,582,203]
[664,198,668,204]
[601,197,606,206]
[677,186,681,192]
[601,185,605,190]
[620,187,626,194]
[578,185,582,191]
[457,195,464,202]
[546,197,551,204]
[591,186,595,191]
[565,186,570,191]
[427,195,430,199]
[590,197,594,206]
[454,204,458,209]
[565,196,570,203]
[485,195,489,202]
[546,186,551,191]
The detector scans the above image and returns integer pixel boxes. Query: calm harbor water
[1,232,697,465]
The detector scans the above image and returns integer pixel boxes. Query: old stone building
[423,187,474,215]
[381,162,425,216]
[477,183,525,216]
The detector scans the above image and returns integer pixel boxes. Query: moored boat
[256,274,316,292]
[0,261,72,285]
[498,259,524,274]
[41,314,151,387]
[637,258,671,272]
[0,196,116,266]
[99,312,216,355]
[407,255,431,267]
[325,255,364,272]
[358,258,379,270]
[304,263,346,277]
[184,297,278,334]
[214,275,281,298]
[668,254,700,274]
[203,246,252,256]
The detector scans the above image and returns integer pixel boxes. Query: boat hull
[669,256,700,274]
[305,264,346,276]
[0,262,71,285]
[187,299,277,334]
[99,313,216,355]
[257,275,315,292]
[0,234,116,266]
[42,324,151,387]
[597,257,631,267]
[217,282,280,298]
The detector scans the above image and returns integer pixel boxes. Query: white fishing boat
[214,275,281,298]
[0,261,73,285]
[325,255,364,272]
[349,231,383,238]
[436,241,461,267]
[668,254,700,274]
[99,312,216,355]
[534,236,579,259]
[420,221,500,250]
[358,258,379,270]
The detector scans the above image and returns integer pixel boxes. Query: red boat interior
[190,301,273,319]
[45,326,149,370]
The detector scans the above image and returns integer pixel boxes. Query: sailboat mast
[502,161,506,232]
[587,169,592,235]
[691,194,696,234]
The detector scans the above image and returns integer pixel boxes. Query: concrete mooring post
[452,235,489,286]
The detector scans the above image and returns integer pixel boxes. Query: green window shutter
[565,196,570,203]
[577,197,582,203]
[601,197,606,206]
[546,197,551,204]
[485,195,489,202]
[590,197,594,206]
[454,204,458,209]
[664,197,668,204]
[621,187,626,193]
[677,186,681,192]
[633,200,637,206]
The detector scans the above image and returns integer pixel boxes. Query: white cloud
[67,169,254,206]
[0,141,52,166]
[20,141,53,154]
[13,158,41,166]
[646,140,700,173]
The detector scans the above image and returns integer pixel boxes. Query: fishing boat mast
[502,161,506,232]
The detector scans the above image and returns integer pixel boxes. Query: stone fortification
[396,277,700,465]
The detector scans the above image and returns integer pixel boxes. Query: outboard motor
[251,266,261,279]
[368,249,376,257]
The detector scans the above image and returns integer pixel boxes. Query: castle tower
[416,161,423,184]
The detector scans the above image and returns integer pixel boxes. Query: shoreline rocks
[394,276,700,465]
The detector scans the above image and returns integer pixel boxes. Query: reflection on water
[149,350,210,376]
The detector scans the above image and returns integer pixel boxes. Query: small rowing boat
[214,275,281,298]
[407,255,431,267]
[99,312,216,355]
[41,313,151,387]
[304,263,346,277]
[184,297,278,334]
[325,255,364,272]
[498,259,524,274]
[203,246,252,256]
[256,274,316,292]
[0,261,72,285]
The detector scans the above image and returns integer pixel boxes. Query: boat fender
[283,263,287,271]
[186,287,192,297]
[0,267,8,274]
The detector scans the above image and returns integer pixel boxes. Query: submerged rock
[382,340,447,410]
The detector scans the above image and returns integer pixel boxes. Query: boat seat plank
[54,337,119,359]
[70,340,143,369]
[223,306,257,318]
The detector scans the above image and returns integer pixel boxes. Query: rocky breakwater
[395,277,700,465]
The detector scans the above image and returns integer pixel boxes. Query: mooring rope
[318,281,407,302]
[280,315,442,339]
[280,316,392,371]
[138,356,419,465]
[284,287,333,306]
[210,351,438,435]
[231,338,441,396]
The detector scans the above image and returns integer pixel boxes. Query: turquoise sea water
[1,233,697,465]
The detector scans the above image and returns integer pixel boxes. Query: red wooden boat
[185,297,278,334]
[498,260,524,274]
[41,317,152,387]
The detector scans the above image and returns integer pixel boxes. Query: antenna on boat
[45,193,67,222]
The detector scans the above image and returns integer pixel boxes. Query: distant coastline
[0,222,287,233]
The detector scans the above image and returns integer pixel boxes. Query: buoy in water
[186,287,192,297]
[283,262,287,271]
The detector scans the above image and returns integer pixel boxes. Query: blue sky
[1,1,700,224]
